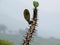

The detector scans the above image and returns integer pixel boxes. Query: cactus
[22,1,39,45]
[23,9,30,24]
[23,9,33,24]
[33,1,39,8]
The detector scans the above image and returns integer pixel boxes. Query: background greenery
[0,33,60,45]
[0,39,13,45]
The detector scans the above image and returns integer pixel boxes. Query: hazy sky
[0,0,60,39]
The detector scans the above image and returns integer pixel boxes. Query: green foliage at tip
[33,1,39,8]
[0,39,13,45]
[23,9,30,24]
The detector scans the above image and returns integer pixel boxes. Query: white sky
[0,0,60,39]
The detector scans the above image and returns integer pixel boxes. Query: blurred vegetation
[0,39,13,45]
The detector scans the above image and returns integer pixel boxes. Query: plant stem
[22,7,38,45]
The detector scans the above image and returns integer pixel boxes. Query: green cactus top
[33,1,39,8]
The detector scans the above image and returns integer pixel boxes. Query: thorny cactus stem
[22,7,38,45]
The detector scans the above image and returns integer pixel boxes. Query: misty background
[0,0,60,39]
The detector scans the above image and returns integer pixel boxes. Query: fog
[0,0,60,39]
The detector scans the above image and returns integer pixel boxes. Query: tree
[22,1,39,45]
[0,24,7,33]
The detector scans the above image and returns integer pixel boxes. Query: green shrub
[0,39,13,45]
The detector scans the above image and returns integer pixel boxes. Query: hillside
[0,34,60,45]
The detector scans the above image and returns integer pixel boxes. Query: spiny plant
[22,1,39,45]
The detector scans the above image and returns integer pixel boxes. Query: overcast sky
[0,0,60,39]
